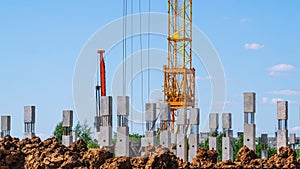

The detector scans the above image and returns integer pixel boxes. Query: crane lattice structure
[164,0,195,132]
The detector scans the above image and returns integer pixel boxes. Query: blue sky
[0,1,299,139]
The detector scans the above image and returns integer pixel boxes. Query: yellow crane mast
[164,0,195,132]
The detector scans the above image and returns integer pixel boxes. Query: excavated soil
[0,135,300,168]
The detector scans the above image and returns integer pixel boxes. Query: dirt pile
[1,135,300,168]
[190,147,218,168]
[130,156,148,169]
[100,156,131,169]
[234,145,257,168]
[214,160,236,169]
[0,135,24,169]
[267,146,299,169]
[0,135,113,169]
[143,145,179,169]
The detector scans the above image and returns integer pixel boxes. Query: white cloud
[261,96,298,104]
[223,16,231,20]
[268,90,300,96]
[289,100,298,104]
[269,64,295,71]
[244,43,264,50]
[271,98,283,104]
[268,64,295,76]
[261,97,269,103]
[240,18,250,23]
[290,126,300,132]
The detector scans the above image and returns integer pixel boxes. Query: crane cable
[147,0,151,102]
[122,0,128,96]
[130,0,134,133]
[139,0,144,133]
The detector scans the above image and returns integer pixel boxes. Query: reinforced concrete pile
[0,135,300,168]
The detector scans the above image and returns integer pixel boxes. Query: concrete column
[141,103,157,155]
[261,134,268,159]
[24,106,35,139]
[290,133,296,149]
[189,108,200,162]
[72,131,78,141]
[209,136,218,150]
[171,133,177,154]
[277,101,288,152]
[222,113,233,161]
[199,132,209,145]
[145,103,156,144]
[244,124,256,151]
[62,110,73,146]
[160,130,171,148]
[209,113,218,150]
[159,103,171,149]
[243,92,256,151]
[115,96,130,157]
[1,116,11,137]
[99,96,113,148]
[222,137,233,161]
[209,113,219,131]
[176,108,187,161]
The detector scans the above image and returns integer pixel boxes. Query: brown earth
[0,135,300,168]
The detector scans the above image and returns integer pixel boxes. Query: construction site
[1,0,300,169]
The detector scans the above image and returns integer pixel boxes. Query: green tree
[232,134,244,160]
[296,149,300,159]
[74,121,99,148]
[217,132,225,161]
[53,122,63,144]
[199,138,209,149]
[267,146,277,158]
[130,133,144,143]
[256,137,262,158]
[53,120,99,148]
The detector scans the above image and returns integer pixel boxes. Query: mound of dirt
[267,146,299,169]
[130,156,148,169]
[214,160,237,169]
[0,135,24,169]
[0,135,113,169]
[144,145,179,169]
[234,145,256,166]
[190,147,218,168]
[100,156,131,169]
[1,135,300,168]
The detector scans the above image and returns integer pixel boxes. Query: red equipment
[97,50,106,96]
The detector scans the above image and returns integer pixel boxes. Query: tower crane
[164,0,195,132]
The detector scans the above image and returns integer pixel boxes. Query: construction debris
[234,145,257,166]
[1,135,300,168]
[190,147,218,168]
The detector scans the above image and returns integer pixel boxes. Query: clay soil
[0,135,300,169]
